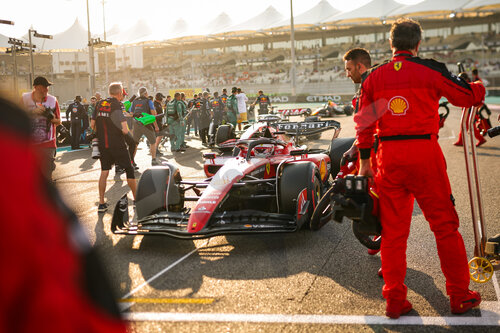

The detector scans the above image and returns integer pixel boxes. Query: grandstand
[1,0,499,102]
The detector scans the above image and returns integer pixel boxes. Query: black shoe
[98,202,109,213]
[115,166,125,174]
[156,150,164,156]
[178,147,186,151]
[152,158,160,166]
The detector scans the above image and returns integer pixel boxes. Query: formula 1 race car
[308,101,354,118]
[111,119,355,240]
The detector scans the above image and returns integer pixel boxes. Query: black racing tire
[352,222,381,250]
[344,105,354,116]
[305,116,320,122]
[329,137,356,178]
[135,165,184,219]
[215,124,235,145]
[279,162,320,229]
[309,186,335,230]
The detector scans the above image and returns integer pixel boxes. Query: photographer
[66,95,86,150]
[90,82,137,213]
[130,87,160,166]
[21,76,61,181]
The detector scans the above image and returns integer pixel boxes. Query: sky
[1,0,423,39]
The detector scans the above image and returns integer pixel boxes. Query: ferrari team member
[66,95,86,150]
[342,48,372,160]
[0,98,127,333]
[341,48,383,258]
[354,18,485,319]
[130,87,159,166]
[165,92,185,152]
[91,82,137,212]
[251,90,272,115]
[22,76,61,181]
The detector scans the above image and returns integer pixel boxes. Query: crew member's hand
[343,144,358,161]
[33,105,45,115]
[358,158,374,178]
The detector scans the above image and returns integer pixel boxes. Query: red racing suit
[354,51,485,301]
[0,98,127,333]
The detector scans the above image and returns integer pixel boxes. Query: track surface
[53,107,500,332]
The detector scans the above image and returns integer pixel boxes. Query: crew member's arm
[149,100,159,131]
[437,63,485,107]
[353,77,378,178]
[121,121,129,135]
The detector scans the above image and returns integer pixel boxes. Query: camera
[41,107,55,121]
[91,138,100,159]
[487,126,500,138]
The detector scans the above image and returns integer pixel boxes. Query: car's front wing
[111,195,297,239]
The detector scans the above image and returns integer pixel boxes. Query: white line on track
[125,309,500,326]
[120,239,210,311]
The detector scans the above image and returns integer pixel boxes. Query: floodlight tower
[28,29,53,85]
[86,0,96,96]
[290,0,297,97]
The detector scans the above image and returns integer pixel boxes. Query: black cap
[33,76,52,87]
[155,92,165,100]
[75,95,82,101]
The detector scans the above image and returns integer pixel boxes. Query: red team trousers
[375,137,470,301]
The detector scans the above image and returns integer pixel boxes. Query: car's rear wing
[272,119,341,137]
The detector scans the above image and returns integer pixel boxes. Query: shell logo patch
[394,62,402,71]
[388,96,409,116]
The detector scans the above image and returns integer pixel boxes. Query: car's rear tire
[344,105,354,116]
[329,137,356,178]
[135,164,184,219]
[215,124,235,145]
[279,162,320,229]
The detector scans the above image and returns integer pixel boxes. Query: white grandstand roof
[390,0,471,17]
[108,19,153,45]
[36,18,89,50]
[269,0,341,29]
[204,12,233,35]
[214,6,284,34]
[321,0,405,23]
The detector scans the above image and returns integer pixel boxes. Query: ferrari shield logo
[394,62,402,71]
[265,163,270,175]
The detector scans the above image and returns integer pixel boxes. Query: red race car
[112,119,355,239]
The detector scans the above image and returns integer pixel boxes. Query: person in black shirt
[90,82,137,213]
[66,95,86,149]
[251,90,272,116]
[199,91,212,145]
[154,92,166,156]
[209,91,223,146]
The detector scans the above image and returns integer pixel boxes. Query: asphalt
[53,106,500,332]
